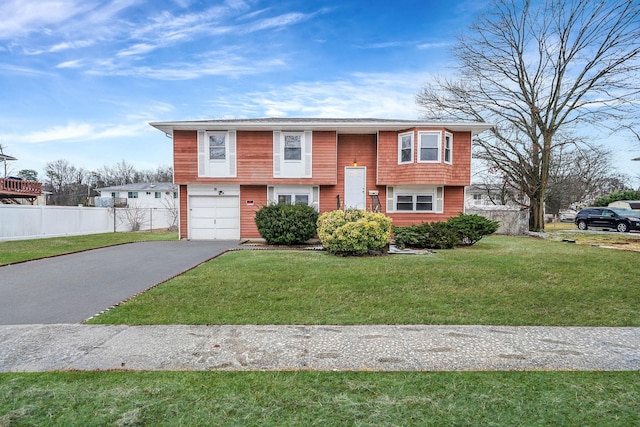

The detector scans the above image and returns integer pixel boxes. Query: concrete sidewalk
[1,324,638,372]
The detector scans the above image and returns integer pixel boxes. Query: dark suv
[574,207,640,232]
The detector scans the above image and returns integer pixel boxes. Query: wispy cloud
[0,63,53,76]
[0,0,92,39]
[204,71,434,119]
[56,59,84,69]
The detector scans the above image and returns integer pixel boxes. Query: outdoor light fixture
[353,158,358,167]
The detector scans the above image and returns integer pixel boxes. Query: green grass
[88,236,639,326]
[0,232,178,265]
[1,371,638,426]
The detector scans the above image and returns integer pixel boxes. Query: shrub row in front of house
[393,213,500,249]
[255,204,499,253]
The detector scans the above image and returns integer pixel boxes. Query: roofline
[149,118,495,136]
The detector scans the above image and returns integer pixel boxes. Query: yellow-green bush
[317,209,392,255]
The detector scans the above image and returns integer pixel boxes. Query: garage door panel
[189,195,240,240]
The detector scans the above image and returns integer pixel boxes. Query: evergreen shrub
[254,203,319,245]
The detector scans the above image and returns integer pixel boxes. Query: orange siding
[239,185,267,238]
[173,130,198,184]
[387,186,465,226]
[320,134,386,211]
[173,130,337,185]
[377,129,471,186]
[179,185,188,239]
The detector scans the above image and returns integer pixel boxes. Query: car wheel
[577,220,588,230]
[616,222,629,233]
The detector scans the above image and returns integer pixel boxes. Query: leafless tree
[546,144,630,214]
[160,196,179,231]
[417,0,640,230]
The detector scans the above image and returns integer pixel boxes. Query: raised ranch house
[95,182,178,208]
[150,118,493,240]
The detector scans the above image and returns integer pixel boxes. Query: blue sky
[0,0,638,182]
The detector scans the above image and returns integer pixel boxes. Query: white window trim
[444,132,453,165]
[398,131,414,164]
[417,131,441,163]
[273,131,312,178]
[386,185,444,213]
[267,185,319,211]
[197,130,237,178]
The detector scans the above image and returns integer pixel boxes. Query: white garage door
[189,196,240,240]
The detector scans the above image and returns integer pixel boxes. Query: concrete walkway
[1,324,638,372]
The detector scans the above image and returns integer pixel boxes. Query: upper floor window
[208,133,226,160]
[444,132,453,164]
[197,130,236,178]
[273,131,312,178]
[284,135,302,160]
[398,132,414,164]
[418,131,440,162]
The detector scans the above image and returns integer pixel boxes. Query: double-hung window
[197,130,237,177]
[128,191,138,199]
[418,131,440,162]
[273,131,312,178]
[398,132,414,164]
[284,135,302,160]
[208,133,226,160]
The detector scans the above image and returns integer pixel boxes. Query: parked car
[558,209,577,222]
[574,207,640,232]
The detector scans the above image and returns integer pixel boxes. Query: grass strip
[1,371,638,426]
[88,236,639,326]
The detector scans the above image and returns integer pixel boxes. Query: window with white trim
[208,133,226,160]
[268,185,319,211]
[284,134,302,160]
[128,191,138,199]
[398,132,413,164]
[444,132,453,164]
[273,131,312,178]
[386,185,444,213]
[197,130,237,177]
[418,131,440,162]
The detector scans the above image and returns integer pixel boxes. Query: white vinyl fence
[0,205,177,241]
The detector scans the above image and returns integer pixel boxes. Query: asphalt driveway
[0,240,240,324]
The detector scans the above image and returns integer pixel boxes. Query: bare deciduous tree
[417,0,640,230]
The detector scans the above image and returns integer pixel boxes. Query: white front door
[344,167,366,209]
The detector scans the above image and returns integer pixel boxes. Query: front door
[344,167,366,209]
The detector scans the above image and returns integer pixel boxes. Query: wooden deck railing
[0,177,43,196]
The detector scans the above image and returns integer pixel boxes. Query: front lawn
[1,371,638,426]
[0,232,178,266]
[88,236,639,326]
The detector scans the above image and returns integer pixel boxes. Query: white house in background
[95,183,178,208]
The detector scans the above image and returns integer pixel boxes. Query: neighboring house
[150,118,493,240]
[95,183,178,208]
[465,183,527,208]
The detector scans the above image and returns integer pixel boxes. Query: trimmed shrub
[254,203,319,245]
[447,213,500,246]
[393,213,499,249]
[317,209,392,255]
[393,222,459,249]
